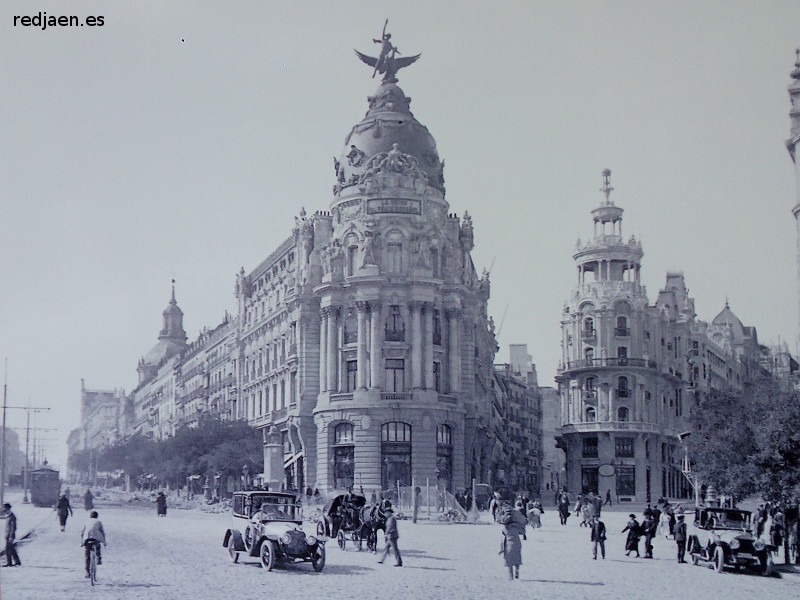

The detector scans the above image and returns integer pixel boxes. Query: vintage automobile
[222,491,325,572]
[687,507,775,576]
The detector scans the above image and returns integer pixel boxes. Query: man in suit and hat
[674,512,688,563]
[377,505,402,567]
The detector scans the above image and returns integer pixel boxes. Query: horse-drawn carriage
[316,493,388,552]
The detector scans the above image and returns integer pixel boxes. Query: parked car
[222,491,325,572]
[687,507,775,576]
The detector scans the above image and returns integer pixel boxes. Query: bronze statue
[355,20,420,84]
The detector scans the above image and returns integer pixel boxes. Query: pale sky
[2,1,799,471]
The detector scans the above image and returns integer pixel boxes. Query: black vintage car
[222,491,325,572]
[687,507,775,576]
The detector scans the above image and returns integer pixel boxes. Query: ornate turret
[138,281,188,384]
[573,170,643,293]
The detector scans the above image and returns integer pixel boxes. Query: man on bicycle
[80,510,106,578]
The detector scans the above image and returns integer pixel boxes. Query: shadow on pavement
[402,549,450,560]
[524,578,605,586]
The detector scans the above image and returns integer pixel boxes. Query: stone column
[410,301,423,389]
[424,303,434,389]
[356,301,368,390]
[327,307,338,392]
[319,309,328,392]
[447,308,460,393]
[370,301,382,389]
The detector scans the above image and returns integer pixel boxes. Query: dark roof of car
[233,490,297,499]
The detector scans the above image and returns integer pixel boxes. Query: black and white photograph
[1,2,799,598]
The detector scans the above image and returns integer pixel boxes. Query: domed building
[233,31,500,496]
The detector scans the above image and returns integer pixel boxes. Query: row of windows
[343,358,443,392]
[583,406,631,422]
[332,422,452,445]
[582,436,634,458]
[582,316,630,337]
[346,243,444,277]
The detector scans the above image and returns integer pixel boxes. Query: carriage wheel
[337,530,346,550]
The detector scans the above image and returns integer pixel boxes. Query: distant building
[556,171,775,502]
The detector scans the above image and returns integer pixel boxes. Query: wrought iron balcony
[561,357,657,371]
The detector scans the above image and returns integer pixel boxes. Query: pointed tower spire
[159,279,187,342]
[600,168,614,205]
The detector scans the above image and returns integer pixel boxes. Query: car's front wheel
[759,552,774,577]
[713,546,725,573]
[259,540,276,571]
[228,536,239,563]
[244,526,256,555]
[337,530,346,550]
[311,545,326,572]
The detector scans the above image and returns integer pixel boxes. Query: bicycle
[84,539,101,586]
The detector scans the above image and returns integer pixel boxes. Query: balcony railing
[560,421,661,434]
[562,357,657,371]
[381,392,411,401]
[615,327,630,337]
[438,394,457,404]
[616,389,630,398]
[582,329,596,339]
[330,393,353,402]
[385,330,405,342]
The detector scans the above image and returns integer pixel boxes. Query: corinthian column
[319,309,328,392]
[327,307,338,392]
[356,301,369,390]
[447,308,460,393]
[370,301,382,389]
[424,303,434,389]
[410,301,423,389]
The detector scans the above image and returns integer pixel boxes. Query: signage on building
[366,198,421,215]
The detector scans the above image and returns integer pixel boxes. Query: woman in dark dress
[622,514,641,557]
[499,503,528,580]
[156,491,167,517]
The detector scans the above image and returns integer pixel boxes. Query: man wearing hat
[674,511,688,563]
[377,505,402,567]
[2,503,21,567]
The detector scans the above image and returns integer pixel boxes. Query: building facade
[555,171,772,502]
[72,33,546,497]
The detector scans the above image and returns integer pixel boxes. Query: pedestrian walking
[2,503,21,567]
[603,489,612,506]
[659,505,673,538]
[590,516,606,559]
[622,514,641,557]
[56,494,74,532]
[489,492,501,522]
[580,502,592,527]
[574,493,583,517]
[558,492,571,525]
[641,512,657,558]
[156,491,167,517]
[84,489,94,511]
[593,493,603,518]
[377,506,402,567]
[498,503,527,580]
[674,513,688,563]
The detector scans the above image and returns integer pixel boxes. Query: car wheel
[713,546,725,573]
[311,545,326,572]
[316,520,326,537]
[259,540,276,571]
[228,536,239,563]
[760,552,773,577]
[337,530,346,550]
[244,526,256,555]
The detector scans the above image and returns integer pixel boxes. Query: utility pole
[1,358,8,508]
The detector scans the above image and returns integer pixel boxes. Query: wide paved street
[2,495,798,600]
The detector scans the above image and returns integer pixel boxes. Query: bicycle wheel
[89,547,98,586]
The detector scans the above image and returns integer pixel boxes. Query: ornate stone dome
[334,82,445,193]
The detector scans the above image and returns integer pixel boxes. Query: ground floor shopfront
[558,428,693,503]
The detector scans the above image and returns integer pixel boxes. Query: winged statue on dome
[354,19,420,84]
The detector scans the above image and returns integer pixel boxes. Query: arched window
[583,317,595,337]
[617,376,629,398]
[585,347,595,362]
[432,309,442,346]
[585,407,596,422]
[616,315,629,336]
[381,422,412,489]
[333,423,354,489]
[347,245,358,277]
[617,346,628,364]
[584,376,596,391]
[385,232,403,273]
[618,407,629,421]
[436,424,453,492]
[343,308,357,344]
[430,247,440,278]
